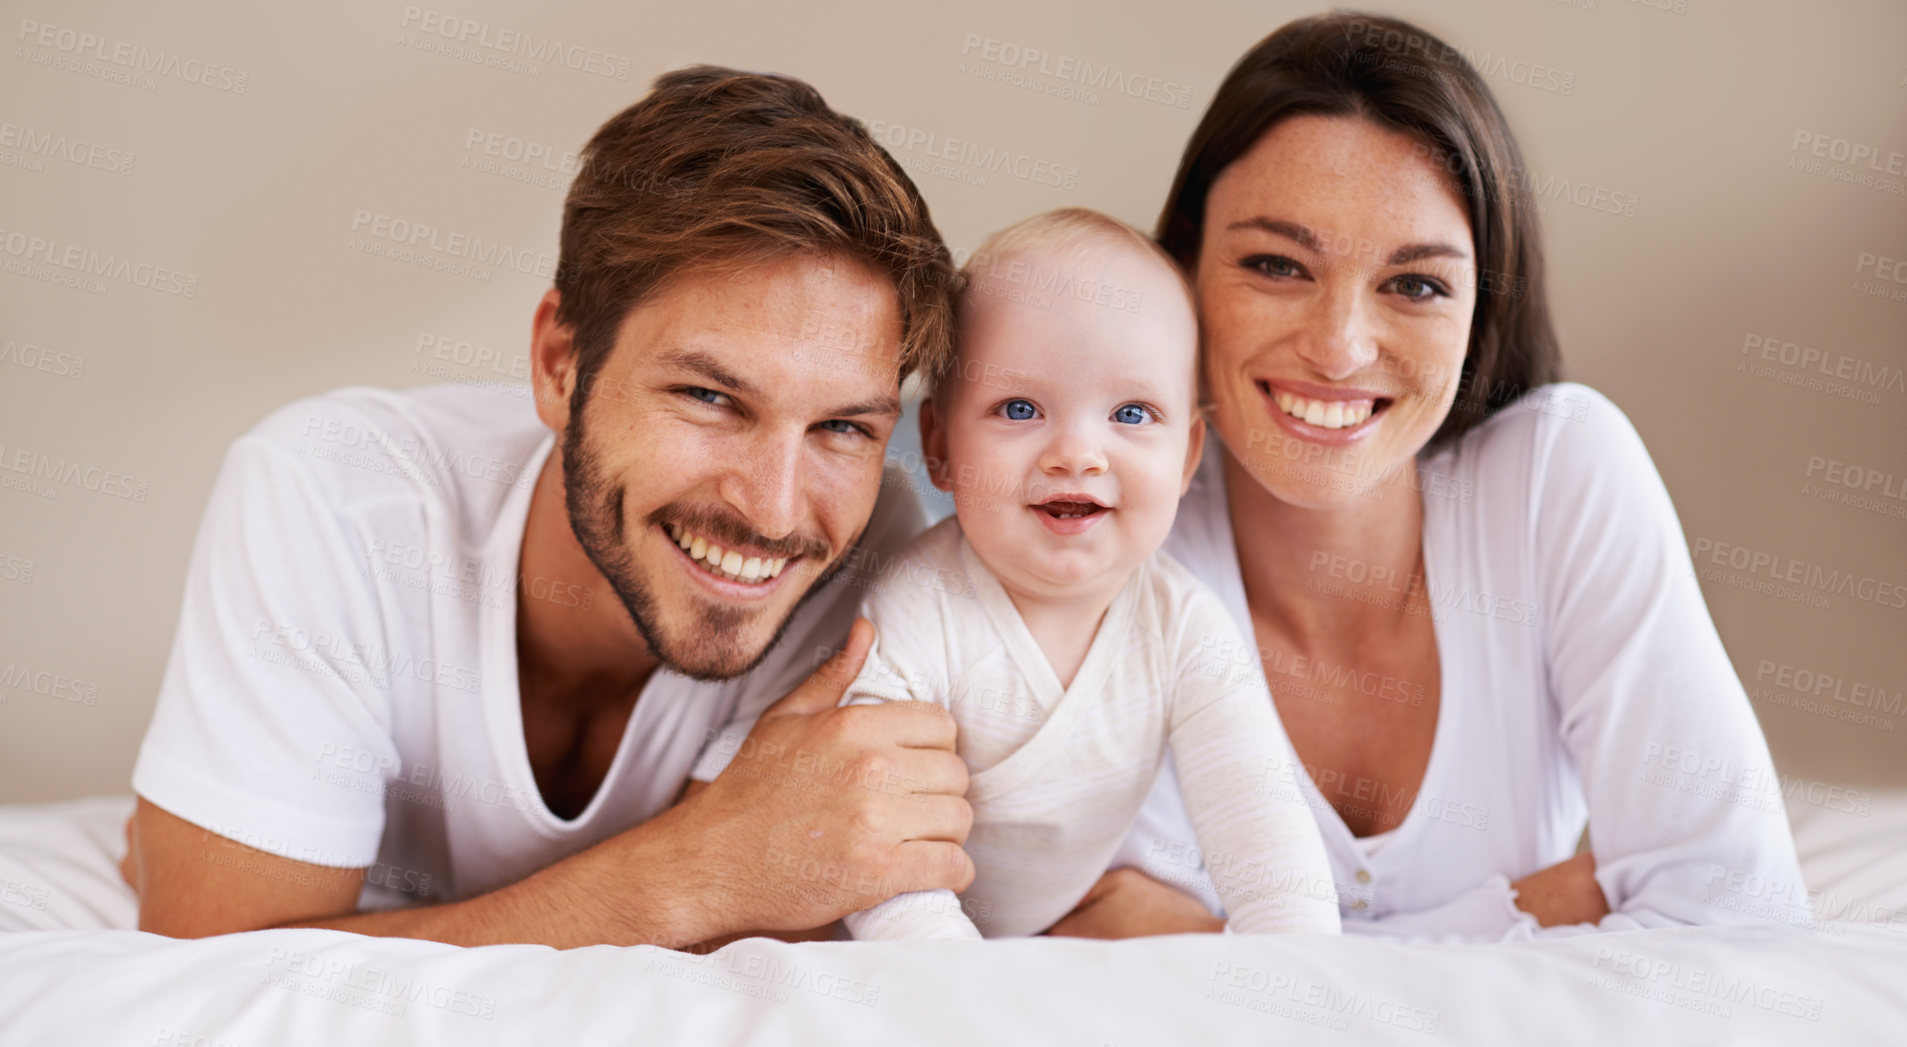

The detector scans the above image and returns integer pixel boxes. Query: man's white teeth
[1274,391,1374,430]
[666,523,786,584]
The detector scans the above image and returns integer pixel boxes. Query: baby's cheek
[1122,455,1191,542]
[956,496,1018,547]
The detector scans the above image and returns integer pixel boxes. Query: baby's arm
[1170,601,1342,934]
[836,589,983,942]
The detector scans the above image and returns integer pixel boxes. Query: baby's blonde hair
[931,207,1203,410]
[964,206,1188,290]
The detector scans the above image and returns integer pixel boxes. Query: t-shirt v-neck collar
[481,432,650,836]
[955,532,1141,799]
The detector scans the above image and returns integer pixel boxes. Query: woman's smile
[1256,377,1397,445]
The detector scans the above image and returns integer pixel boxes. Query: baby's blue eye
[1113,404,1151,425]
[1003,399,1037,421]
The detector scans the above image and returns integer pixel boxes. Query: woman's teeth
[666,522,787,584]
[1274,391,1375,430]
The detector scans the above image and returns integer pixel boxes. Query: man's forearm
[279,804,723,949]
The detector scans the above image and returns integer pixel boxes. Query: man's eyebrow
[1225,216,1470,265]
[827,394,902,419]
[656,348,758,397]
[658,346,899,419]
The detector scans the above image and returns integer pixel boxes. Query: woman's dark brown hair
[1156,12,1561,447]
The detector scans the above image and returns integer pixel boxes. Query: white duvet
[1,794,1903,1045]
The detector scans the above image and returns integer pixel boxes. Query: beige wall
[2,0,1903,802]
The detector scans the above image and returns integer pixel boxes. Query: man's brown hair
[555,65,957,399]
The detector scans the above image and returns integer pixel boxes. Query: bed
[1,792,1902,1044]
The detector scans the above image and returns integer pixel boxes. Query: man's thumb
[769,617,875,717]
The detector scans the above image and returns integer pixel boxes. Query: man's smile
[664,521,797,593]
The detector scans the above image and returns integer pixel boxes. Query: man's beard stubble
[559,393,854,682]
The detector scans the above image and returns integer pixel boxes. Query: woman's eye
[1244,254,1304,279]
[1002,399,1038,421]
[1113,404,1152,425]
[1388,275,1447,301]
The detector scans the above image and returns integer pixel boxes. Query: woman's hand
[1510,852,1610,927]
[1043,868,1226,939]
[119,812,139,893]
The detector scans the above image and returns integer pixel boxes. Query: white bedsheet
[1,793,1902,1045]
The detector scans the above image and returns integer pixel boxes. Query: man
[122,65,975,950]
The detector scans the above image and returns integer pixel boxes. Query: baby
[840,208,1341,940]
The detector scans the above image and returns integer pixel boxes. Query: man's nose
[1298,282,1381,380]
[719,430,806,541]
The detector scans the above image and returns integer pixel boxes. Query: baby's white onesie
[840,515,1341,940]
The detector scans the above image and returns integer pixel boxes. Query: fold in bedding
[1,921,1901,1045]
[2,794,1903,1044]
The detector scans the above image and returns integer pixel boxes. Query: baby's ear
[1180,412,1207,495]
[919,398,955,492]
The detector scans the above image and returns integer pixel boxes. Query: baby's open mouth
[1033,497,1107,520]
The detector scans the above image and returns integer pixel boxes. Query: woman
[1051,12,1806,941]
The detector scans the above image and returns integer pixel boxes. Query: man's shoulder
[863,465,935,557]
[239,382,549,513]
[841,504,957,575]
[821,462,936,594]
[845,512,976,627]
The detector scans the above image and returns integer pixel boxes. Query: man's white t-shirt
[131,382,923,910]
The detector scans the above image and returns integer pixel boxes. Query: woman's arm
[1062,387,1800,943]
[1044,867,1222,938]
[1509,853,1610,926]
[1331,387,1806,942]
[1046,856,1604,939]
[1529,385,1806,933]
